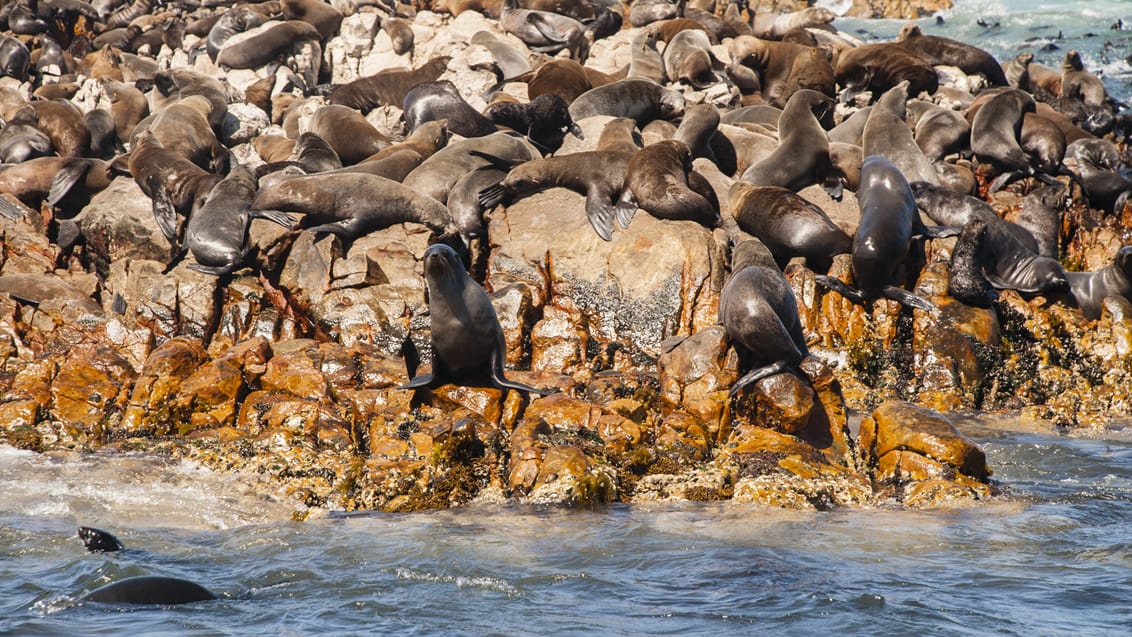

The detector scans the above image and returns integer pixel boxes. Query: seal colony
[0,0,1129,512]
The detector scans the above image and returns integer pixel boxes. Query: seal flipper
[478,183,507,210]
[584,188,616,241]
[527,14,568,45]
[490,347,551,397]
[0,196,24,220]
[821,176,844,202]
[397,372,436,390]
[78,526,123,553]
[163,243,190,274]
[814,275,868,304]
[728,360,790,397]
[988,170,1024,193]
[881,285,939,314]
[917,224,962,239]
[151,185,180,245]
[614,189,637,228]
[46,159,91,208]
[251,209,296,228]
[984,272,1045,294]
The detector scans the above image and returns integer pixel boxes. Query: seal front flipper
[988,170,1024,193]
[477,183,507,210]
[729,360,790,397]
[490,348,551,397]
[814,275,867,304]
[151,185,180,245]
[614,190,637,229]
[251,209,296,228]
[584,189,616,241]
[78,526,123,553]
[881,285,939,314]
[46,159,91,208]
[0,196,24,220]
[984,272,1045,294]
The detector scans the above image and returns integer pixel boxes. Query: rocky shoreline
[1,0,1128,516]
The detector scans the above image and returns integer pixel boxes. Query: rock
[49,344,137,443]
[120,337,208,437]
[170,336,271,434]
[656,326,736,431]
[859,400,988,482]
[221,102,270,146]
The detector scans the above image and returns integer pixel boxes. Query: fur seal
[404,132,539,204]
[751,6,835,39]
[252,173,458,242]
[568,79,685,127]
[1020,112,1066,173]
[815,156,957,313]
[307,104,390,166]
[1016,183,1065,259]
[662,28,721,89]
[912,181,1041,253]
[729,183,851,273]
[778,46,836,108]
[515,58,615,104]
[719,237,810,395]
[948,219,999,308]
[167,164,293,275]
[862,82,940,186]
[617,139,720,231]
[400,243,549,396]
[0,35,30,82]
[124,129,222,244]
[83,576,216,605]
[673,102,719,162]
[0,106,54,164]
[478,144,635,241]
[471,30,531,79]
[969,88,1035,173]
[835,43,938,102]
[1068,138,1131,214]
[1067,247,1132,319]
[910,101,970,161]
[206,6,264,61]
[1060,50,1107,107]
[0,157,110,210]
[364,119,450,163]
[896,24,1008,86]
[101,78,148,141]
[29,99,90,158]
[132,95,227,174]
[483,93,582,154]
[728,35,813,106]
[741,89,838,196]
[328,56,450,113]
[447,166,508,241]
[627,28,665,84]
[78,526,123,553]
[281,0,344,40]
[215,20,321,70]
[383,16,415,56]
[499,0,588,61]
[403,80,497,139]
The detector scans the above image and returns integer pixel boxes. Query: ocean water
[2,415,1132,635]
[4,1,1132,635]
[830,0,1132,102]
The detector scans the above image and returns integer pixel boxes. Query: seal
[290,131,343,173]
[29,99,90,158]
[948,219,999,308]
[777,46,836,108]
[912,181,1041,253]
[0,35,30,82]
[251,172,457,242]
[719,237,810,395]
[253,134,296,163]
[403,131,540,204]
[205,5,264,61]
[403,80,497,139]
[82,576,216,605]
[1016,183,1065,259]
[662,28,721,90]
[364,119,450,163]
[483,93,582,154]
[815,156,957,313]
[447,166,508,241]
[514,58,614,104]
[215,20,321,70]
[0,106,54,164]
[741,89,838,196]
[751,6,835,39]
[910,101,970,162]
[0,157,110,210]
[307,104,390,166]
[1020,111,1066,173]
[499,0,588,61]
[970,88,1035,173]
[626,28,665,84]
[1067,246,1132,320]
[1060,50,1107,107]
[617,139,720,231]
[124,129,222,245]
[399,243,549,396]
[155,68,229,131]
[896,23,1008,86]
[673,102,720,163]
[281,0,344,40]
[568,79,685,127]
[132,94,228,174]
[862,81,940,186]
[477,143,635,241]
[166,163,294,275]
[383,16,415,56]
[471,30,531,79]
[328,56,450,113]
[1068,138,1131,213]
[78,526,123,553]
[727,35,813,106]
[101,77,149,141]
[834,42,938,102]
[729,183,851,273]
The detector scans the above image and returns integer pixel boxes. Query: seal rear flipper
[78,526,123,553]
[527,14,568,44]
[728,360,790,397]
[307,221,354,240]
[917,224,961,239]
[0,196,24,220]
[493,374,553,397]
[189,262,240,276]
[251,209,296,228]
[584,191,616,241]
[46,159,91,208]
[881,285,939,314]
[984,273,1046,294]
[163,243,189,274]
[151,186,180,245]
[814,275,867,304]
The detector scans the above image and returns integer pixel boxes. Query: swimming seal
[719,238,810,395]
[1067,246,1132,320]
[815,156,957,313]
[83,576,216,605]
[78,526,124,553]
[729,183,851,273]
[400,243,549,396]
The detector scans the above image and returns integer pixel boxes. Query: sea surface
[4,0,1132,635]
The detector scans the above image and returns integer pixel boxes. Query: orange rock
[121,337,208,436]
[49,344,136,442]
[863,401,988,479]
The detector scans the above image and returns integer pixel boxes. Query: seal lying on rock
[400,244,549,397]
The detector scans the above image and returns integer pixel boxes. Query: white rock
[222,103,271,145]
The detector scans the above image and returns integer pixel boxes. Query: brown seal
[499,0,588,62]
[752,6,835,39]
[0,157,112,210]
[1060,50,1107,107]
[100,78,149,141]
[253,135,297,163]
[969,88,1035,173]
[729,183,851,273]
[896,23,1008,86]
[835,42,938,101]
[1067,247,1132,320]
[281,0,343,40]
[862,82,940,186]
[215,21,321,70]
[520,58,617,104]
[728,35,814,106]
[307,104,390,166]
[364,119,450,163]
[568,79,685,127]
[617,139,720,231]
[383,17,415,56]
[741,89,836,195]
[29,99,90,158]
[1020,112,1066,173]
[251,172,458,242]
[662,28,721,90]
[124,129,222,244]
[777,46,835,108]
[133,95,228,174]
[328,56,450,113]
